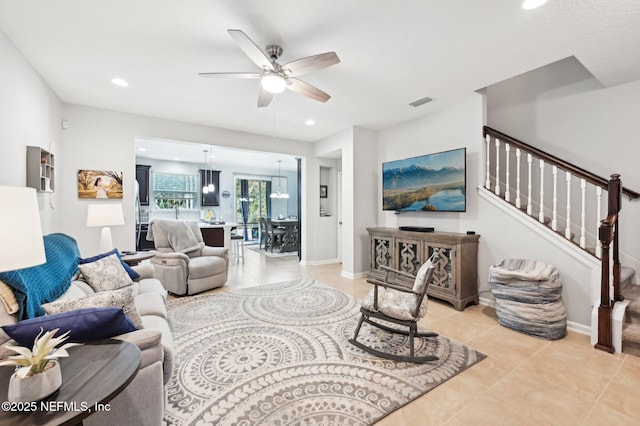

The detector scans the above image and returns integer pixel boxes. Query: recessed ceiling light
[173,157,180,161]
[522,0,548,10]
[137,147,147,152]
[111,77,129,87]
[305,119,315,126]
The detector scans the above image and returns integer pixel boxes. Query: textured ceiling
[1,0,639,143]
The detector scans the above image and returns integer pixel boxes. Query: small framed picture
[320,185,328,198]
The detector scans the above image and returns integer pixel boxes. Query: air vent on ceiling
[409,96,433,108]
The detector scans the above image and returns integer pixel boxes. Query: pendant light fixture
[207,150,215,192]
[202,149,216,194]
[270,160,290,199]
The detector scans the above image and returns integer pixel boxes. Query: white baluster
[551,166,558,231]
[485,135,491,189]
[580,179,586,248]
[538,159,545,223]
[504,143,511,202]
[515,148,522,209]
[565,172,572,239]
[494,139,501,195]
[527,154,533,215]
[595,186,603,258]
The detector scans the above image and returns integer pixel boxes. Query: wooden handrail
[483,126,640,200]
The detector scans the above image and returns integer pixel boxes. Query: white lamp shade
[261,73,286,94]
[86,204,125,227]
[0,186,46,272]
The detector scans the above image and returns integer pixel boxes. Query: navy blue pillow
[1,307,138,346]
[79,249,140,280]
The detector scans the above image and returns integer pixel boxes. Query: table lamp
[86,204,125,253]
[0,186,46,273]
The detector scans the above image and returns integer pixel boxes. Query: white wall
[352,127,379,275]
[376,94,600,327]
[61,104,312,257]
[311,129,351,266]
[378,97,484,234]
[374,65,640,328]
[0,30,63,234]
[487,56,640,279]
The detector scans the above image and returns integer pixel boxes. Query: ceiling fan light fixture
[261,72,286,94]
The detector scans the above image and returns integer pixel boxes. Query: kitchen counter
[140,220,238,249]
[197,222,237,248]
[198,221,236,228]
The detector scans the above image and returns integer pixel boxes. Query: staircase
[482,126,640,354]
[622,269,640,356]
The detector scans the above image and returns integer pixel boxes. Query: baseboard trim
[300,258,339,266]
[341,270,368,279]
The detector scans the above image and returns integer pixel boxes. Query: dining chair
[264,217,286,252]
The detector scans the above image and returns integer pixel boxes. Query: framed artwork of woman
[77,170,123,199]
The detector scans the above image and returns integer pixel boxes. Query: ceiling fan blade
[282,52,340,77]
[228,29,274,71]
[198,72,261,79]
[286,78,331,102]
[257,88,274,108]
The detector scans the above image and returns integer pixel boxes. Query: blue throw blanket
[0,233,80,320]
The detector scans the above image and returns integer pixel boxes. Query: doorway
[235,177,269,242]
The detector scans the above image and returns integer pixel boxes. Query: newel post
[608,174,623,302]
[595,219,614,353]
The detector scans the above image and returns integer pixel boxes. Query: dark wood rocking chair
[349,252,440,363]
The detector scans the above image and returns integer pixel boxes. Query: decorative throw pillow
[0,279,19,315]
[78,253,134,292]
[1,307,137,346]
[79,249,140,280]
[42,287,144,329]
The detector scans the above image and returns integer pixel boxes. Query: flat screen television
[382,147,466,212]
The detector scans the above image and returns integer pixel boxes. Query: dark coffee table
[0,339,141,426]
[120,250,155,266]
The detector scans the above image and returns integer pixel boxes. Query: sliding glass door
[235,178,270,240]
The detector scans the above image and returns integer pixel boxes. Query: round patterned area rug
[163,278,486,425]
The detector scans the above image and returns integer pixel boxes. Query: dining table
[271,219,299,253]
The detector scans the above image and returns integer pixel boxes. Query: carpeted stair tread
[621,267,636,289]
[623,283,640,324]
[622,323,640,357]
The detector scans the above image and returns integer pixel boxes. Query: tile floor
[214,250,640,425]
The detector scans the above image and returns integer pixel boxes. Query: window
[235,178,270,225]
[152,172,198,209]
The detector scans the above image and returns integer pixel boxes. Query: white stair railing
[482,126,638,259]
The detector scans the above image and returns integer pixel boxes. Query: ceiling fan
[199,29,340,107]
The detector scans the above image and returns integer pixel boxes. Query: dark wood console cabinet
[367,227,480,311]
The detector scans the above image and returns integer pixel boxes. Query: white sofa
[0,262,173,426]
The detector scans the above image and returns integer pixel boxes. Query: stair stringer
[479,186,600,337]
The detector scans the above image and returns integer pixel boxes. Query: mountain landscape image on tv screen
[383,148,466,212]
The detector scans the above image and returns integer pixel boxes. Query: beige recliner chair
[147,220,228,295]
